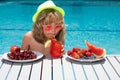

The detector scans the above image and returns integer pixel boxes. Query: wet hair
[32,9,66,44]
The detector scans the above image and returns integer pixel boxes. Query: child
[21,0,66,55]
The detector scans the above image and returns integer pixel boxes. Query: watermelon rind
[85,40,106,58]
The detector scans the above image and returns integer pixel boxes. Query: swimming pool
[0,1,120,55]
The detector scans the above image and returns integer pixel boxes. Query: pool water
[0,1,120,55]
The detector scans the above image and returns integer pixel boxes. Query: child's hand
[61,44,65,54]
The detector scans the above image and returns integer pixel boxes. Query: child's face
[43,23,62,39]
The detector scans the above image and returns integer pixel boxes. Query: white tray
[66,54,105,62]
[2,51,44,62]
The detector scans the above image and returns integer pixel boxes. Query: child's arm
[21,32,31,50]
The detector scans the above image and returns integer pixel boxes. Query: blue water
[0,1,120,55]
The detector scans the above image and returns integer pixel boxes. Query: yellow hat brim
[32,6,65,23]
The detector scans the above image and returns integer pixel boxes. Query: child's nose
[51,28,55,32]
[51,23,56,32]
[51,25,56,32]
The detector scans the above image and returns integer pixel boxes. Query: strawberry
[50,39,63,58]
[67,50,73,56]
[85,51,92,57]
[81,48,87,55]
[71,52,79,59]
[77,51,83,58]
[79,53,83,58]
[87,49,92,53]
[72,47,80,52]
[77,50,81,54]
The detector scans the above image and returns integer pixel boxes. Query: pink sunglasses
[43,25,62,31]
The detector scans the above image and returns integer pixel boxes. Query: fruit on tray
[85,41,106,58]
[7,46,37,60]
[67,47,92,59]
[50,39,64,58]
[10,45,21,54]
[71,52,80,59]
[67,41,106,59]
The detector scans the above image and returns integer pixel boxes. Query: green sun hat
[32,0,65,23]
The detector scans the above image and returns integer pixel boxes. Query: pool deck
[0,55,120,80]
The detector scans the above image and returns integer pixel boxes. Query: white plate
[2,51,44,62]
[66,54,105,62]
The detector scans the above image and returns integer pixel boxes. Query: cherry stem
[27,45,30,51]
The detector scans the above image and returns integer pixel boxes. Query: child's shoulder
[24,31,33,39]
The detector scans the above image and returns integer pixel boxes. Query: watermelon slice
[85,41,106,58]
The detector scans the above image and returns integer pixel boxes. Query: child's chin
[49,36,55,39]
[47,37,53,39]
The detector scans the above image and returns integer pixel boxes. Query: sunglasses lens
[55,25,62,30]
[44,26,52,31]
[43,25,62,31]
